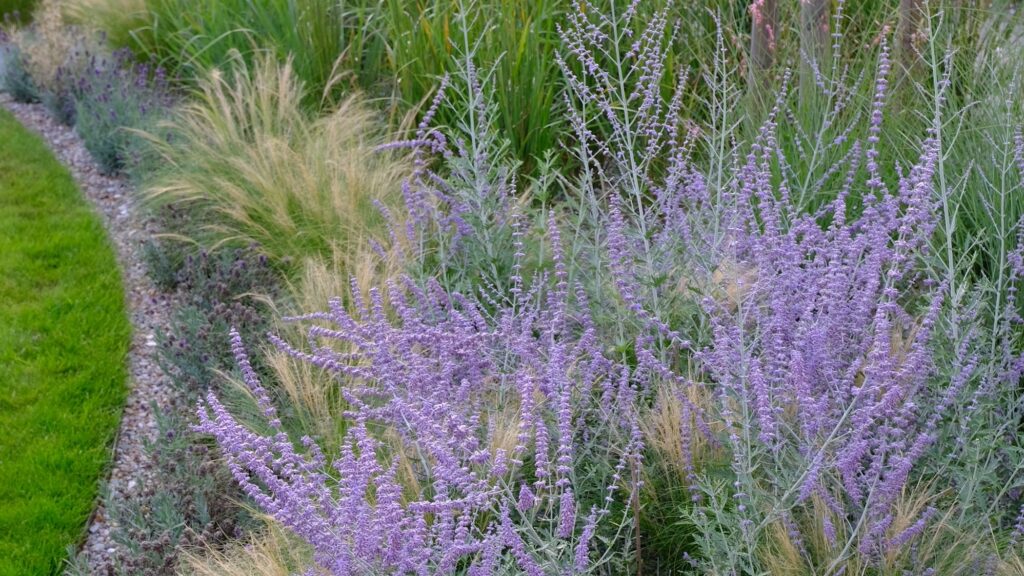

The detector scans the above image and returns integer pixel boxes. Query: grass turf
[0,108,130,575]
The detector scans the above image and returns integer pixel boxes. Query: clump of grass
[141,52,409,279]
[381,0,566,172]
[66,0,357,109]
[178,517,314,576]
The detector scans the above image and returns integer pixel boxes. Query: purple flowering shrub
[196,222,650,574]
[193,0,1024,572]
[558,1,1024,571]
[158,247,277,397]
[74,48,173,174]
[556,0,731,354]
[684,118,957,571]
[379,55,524,300]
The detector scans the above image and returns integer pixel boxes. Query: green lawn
[0,109,130,575]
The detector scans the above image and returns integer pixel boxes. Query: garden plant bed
[3,0,1024,574]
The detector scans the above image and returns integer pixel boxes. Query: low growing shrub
[74,48,173,174]
[158,248,276,397]
[198,258,649,574]
[0,45,38,102]
[66,410,253,576]
[142,237,187,293]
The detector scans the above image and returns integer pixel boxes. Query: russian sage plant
[379,45,523,299]
[197,228,649,573]
[1,45,39,102]
[559,0,1024,572]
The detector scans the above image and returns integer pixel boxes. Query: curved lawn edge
[0,108,130,575]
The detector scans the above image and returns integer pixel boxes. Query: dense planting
[4,0,1024,574]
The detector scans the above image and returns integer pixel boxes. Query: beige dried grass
[142,52,409,275]
[177,517,315,576]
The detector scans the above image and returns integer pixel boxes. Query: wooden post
[749,0,779,90]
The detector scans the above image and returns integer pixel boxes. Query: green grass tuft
[0,109,130,575]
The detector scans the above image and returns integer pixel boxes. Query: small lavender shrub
[140,206,196,292]
[1,46,38,102]
[40,86,75,125]
[40,51,93,126]
[142,238,187,292]
[158,248,276,397]
[74,48,172,174]
[65,408,252,576]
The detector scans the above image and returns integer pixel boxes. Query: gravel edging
[1,93,180,574]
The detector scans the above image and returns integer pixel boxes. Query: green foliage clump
[1,46,38,102]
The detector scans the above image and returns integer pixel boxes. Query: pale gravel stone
[1,93,181,574]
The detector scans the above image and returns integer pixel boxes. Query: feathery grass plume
[178,517,314,576]
[140,52,408,279]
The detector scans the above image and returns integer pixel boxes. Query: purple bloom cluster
[698,109,950,556]
[558,0,1024,568]
[196,226,644,574]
